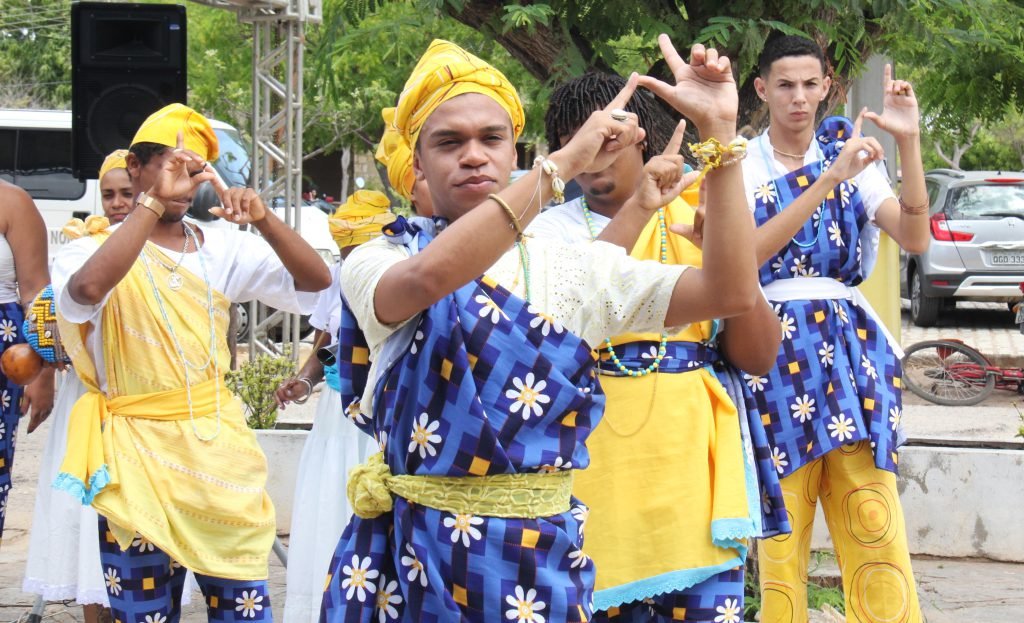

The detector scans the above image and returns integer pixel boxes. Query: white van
[0,109,337,268]
[0,109,98,264]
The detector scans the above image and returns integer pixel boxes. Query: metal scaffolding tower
[189,0,321,359]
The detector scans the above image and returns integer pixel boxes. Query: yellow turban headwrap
[375,108,415,200]
[98,149,129,181]
[329,190,396,250]
[383,40,525,199]
[130,103,220,162]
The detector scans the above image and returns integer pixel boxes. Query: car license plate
[992,252,1024,265]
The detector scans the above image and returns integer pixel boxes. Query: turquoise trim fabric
[53,465,110,505]
[593,555,745,611]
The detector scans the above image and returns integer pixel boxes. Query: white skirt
[282,386,376,623]
[23,371,194,606]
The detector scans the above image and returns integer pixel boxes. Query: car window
[0,129,14,183]
[946,183,1024,220]
[214,128,251,188]
[925,180,940,209]
[13,129,86,200]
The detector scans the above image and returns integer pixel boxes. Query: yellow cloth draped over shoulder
[55,230,275,580]
[574,196,751,599]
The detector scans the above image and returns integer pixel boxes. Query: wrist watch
[136,192,166,218]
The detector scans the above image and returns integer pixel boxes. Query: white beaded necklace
[139,223,222,441]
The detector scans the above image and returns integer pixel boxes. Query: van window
[14,129,86,200]
[0,129,14,183]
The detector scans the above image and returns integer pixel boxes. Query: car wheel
[910,269,940,327]
[235,303,250,342]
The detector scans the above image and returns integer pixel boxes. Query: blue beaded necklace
[581,197,669,377]
[760,132,828,249]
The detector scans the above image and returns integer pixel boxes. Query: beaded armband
[689,136,748,184]
[22,285,71,365]
[534,156,566,204]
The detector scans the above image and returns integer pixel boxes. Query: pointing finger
[605,72,639,112]
[176,131,185,152]
[663,119,687,156]
[883,63,892,90]
[636,75,675,105]
[852,107,866,137]
[657,34,687,78]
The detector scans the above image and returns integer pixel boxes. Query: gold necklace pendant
[167,271,183,291]
[773,146,805,159]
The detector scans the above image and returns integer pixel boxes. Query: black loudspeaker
[72,3,187,180]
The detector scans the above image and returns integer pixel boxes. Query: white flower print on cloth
[104,568,122,596]
[504,585,547,623]
[790,394,816,423]
[828,221,844,247]
[828,414,856,442]
[505,373,551,419]
[144,613,167,623]
[771,256,786,274]
[780,314,796,340]
[538,456,572,473]
[755,183,777,205]
[410,330,424,355]
[346,398,367,425]
[443,513,484,547]
[812,205,823,227]
[377,430,388,453]
[0,496,6,519]
[475,294,509,324]
[567,547,589,569]
[0,319,16,342]
[861,354,878,380]
[374,578,403,623]
[400,543,428,588]
[889,406,902,431]
[408,412,442,459]
[744,373,766,392]
[342,555,379,602]
[527,305,564,337]
[234,590,264,618]
[840,182,852,206]
[132,534,156,553]
[819,343,835,366]
[797,264,821,278]
[790,255,809,277]
[0,420,5,440]
[570,503,589,537]
[714,597,742,623]
[0,390,9,410]
[771,447,788,474]
[833,301,850,325]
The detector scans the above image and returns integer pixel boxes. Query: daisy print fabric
[747,117,903,477]
[323,229,601,622]
[0,302,25,542]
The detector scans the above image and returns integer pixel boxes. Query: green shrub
[224,352,295,429]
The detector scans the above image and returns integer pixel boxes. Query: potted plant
[225,351,308,533]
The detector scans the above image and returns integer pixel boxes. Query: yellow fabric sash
[348,452,573,519]
[57,233,275,580]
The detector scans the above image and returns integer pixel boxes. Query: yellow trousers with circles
[757,441,922,623]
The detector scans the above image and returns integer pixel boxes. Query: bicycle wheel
[901,340,995,406]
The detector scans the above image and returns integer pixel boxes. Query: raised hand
[863,64,920,140]
[553,73,647,175]
[632,120,701,212]
[825,109,886,184]
[637,35,738,134]
[148,131,217,205]
[209,187,268,224]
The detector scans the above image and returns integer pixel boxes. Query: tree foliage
[0,0,72,108]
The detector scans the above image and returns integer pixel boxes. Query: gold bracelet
[688,136,748,183]
[489,193,526,241]
[899,196,929,215]
[136,192,166,218]
[533,156,566,204]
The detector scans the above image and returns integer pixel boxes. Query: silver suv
[903,169,1024,326]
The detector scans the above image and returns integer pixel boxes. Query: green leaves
[224,352,296,430]
[501,3,555,34]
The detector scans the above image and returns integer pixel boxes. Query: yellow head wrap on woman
[383,40,525,199]
[130,103,220,162]
[98,149,129,181]
[329,190,395,250]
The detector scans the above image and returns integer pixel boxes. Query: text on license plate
[992,253,1024,265]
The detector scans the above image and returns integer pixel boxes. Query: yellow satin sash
[57,232,275,580]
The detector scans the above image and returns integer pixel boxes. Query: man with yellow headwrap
[322,37,761,622]
[376,108,433,217]
[50,103,331,623]
[277,190,394,623]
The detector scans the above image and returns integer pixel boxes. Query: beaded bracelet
[534,155,566,204]
[898,196,929,215]
[489,193,527,241]
[689,136,748,184]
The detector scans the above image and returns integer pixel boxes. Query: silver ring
[609,108,629,122]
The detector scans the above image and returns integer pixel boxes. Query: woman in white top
[0,180,54,543]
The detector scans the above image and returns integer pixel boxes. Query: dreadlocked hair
[545,71,666,163]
